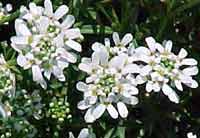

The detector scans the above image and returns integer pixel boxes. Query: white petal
[16,23,31,36]
[109,54,126,69]
[182,66,198,76]
[155,43,164,53]
[129,96,138,105]
[61,15,75,28]
[107,104,118,119]
[44,0,53,17]
[29,3,38,16]
[174,80,183,91]
[54,5,69,20]
[122,64,140,74]
[32,65,47,89]
[153,82,161,92]
[52,66,65,81]
[57,48,77,63]
[178,48,188,59]
[104,38,110,47]
[165,40,172,52]
[135,47,151,56]
[84,108,95,123]
[37,17,49,34]
[92,104,106,120]
[145,37,156,52]
[54,34,64,47]
[77,100,91,110]
[78,63,92,73]
[162,84,179,103]
[113,32,120,45]
[11,36,29,45]
[17,54,28,67]
[76,82,88,91]
[140,65,152,76]
[57,60,69,69]
[184,79,198,88]
[78,128,90,138]
[91,52,100,66]
[136,75,147,84]
[181,58,198,66]
[121,33,133,46]
[117,102,128,118]
[65,40,82,52]
[64,28,81,39]
[44,70,52,80]
[99,49,109,66]
[146,81,153,92]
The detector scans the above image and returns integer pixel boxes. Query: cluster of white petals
[133,37,198,103]
[77,32,139,122]
[11,0,83,89]
[77,32,199,122]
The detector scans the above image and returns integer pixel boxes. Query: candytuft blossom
[77,38,139,123]
[134,37,198,103]
[11,0,83,89]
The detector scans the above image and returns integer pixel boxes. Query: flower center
[160,58,175,71]
[96,74,116,95]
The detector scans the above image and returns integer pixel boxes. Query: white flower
[77,41,139,122]
[134,37,198,103]
[187,132,197,138]
[11,0,83,89]
[69,128,91,138]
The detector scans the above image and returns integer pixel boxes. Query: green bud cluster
[97,74,116,95]
[0,118,37,138]
[48,98,72,122]
[0,66,13,97]
[160,58,175,71]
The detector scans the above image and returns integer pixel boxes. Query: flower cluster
[11,0,83,89]
[0,117,37,138]
[77,33,139,122]
[47,97,71,122]
[77,33,199,122]
[0,55,15,99]
[133,37,198,103]
[0,55,15,118]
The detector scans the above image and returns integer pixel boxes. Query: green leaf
[80,25,113,34]
[104,128,115,138]
[113,126,126,138]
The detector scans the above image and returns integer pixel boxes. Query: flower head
[77,40,139,122]
[11,0,83,89]
[134,37,198,103]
